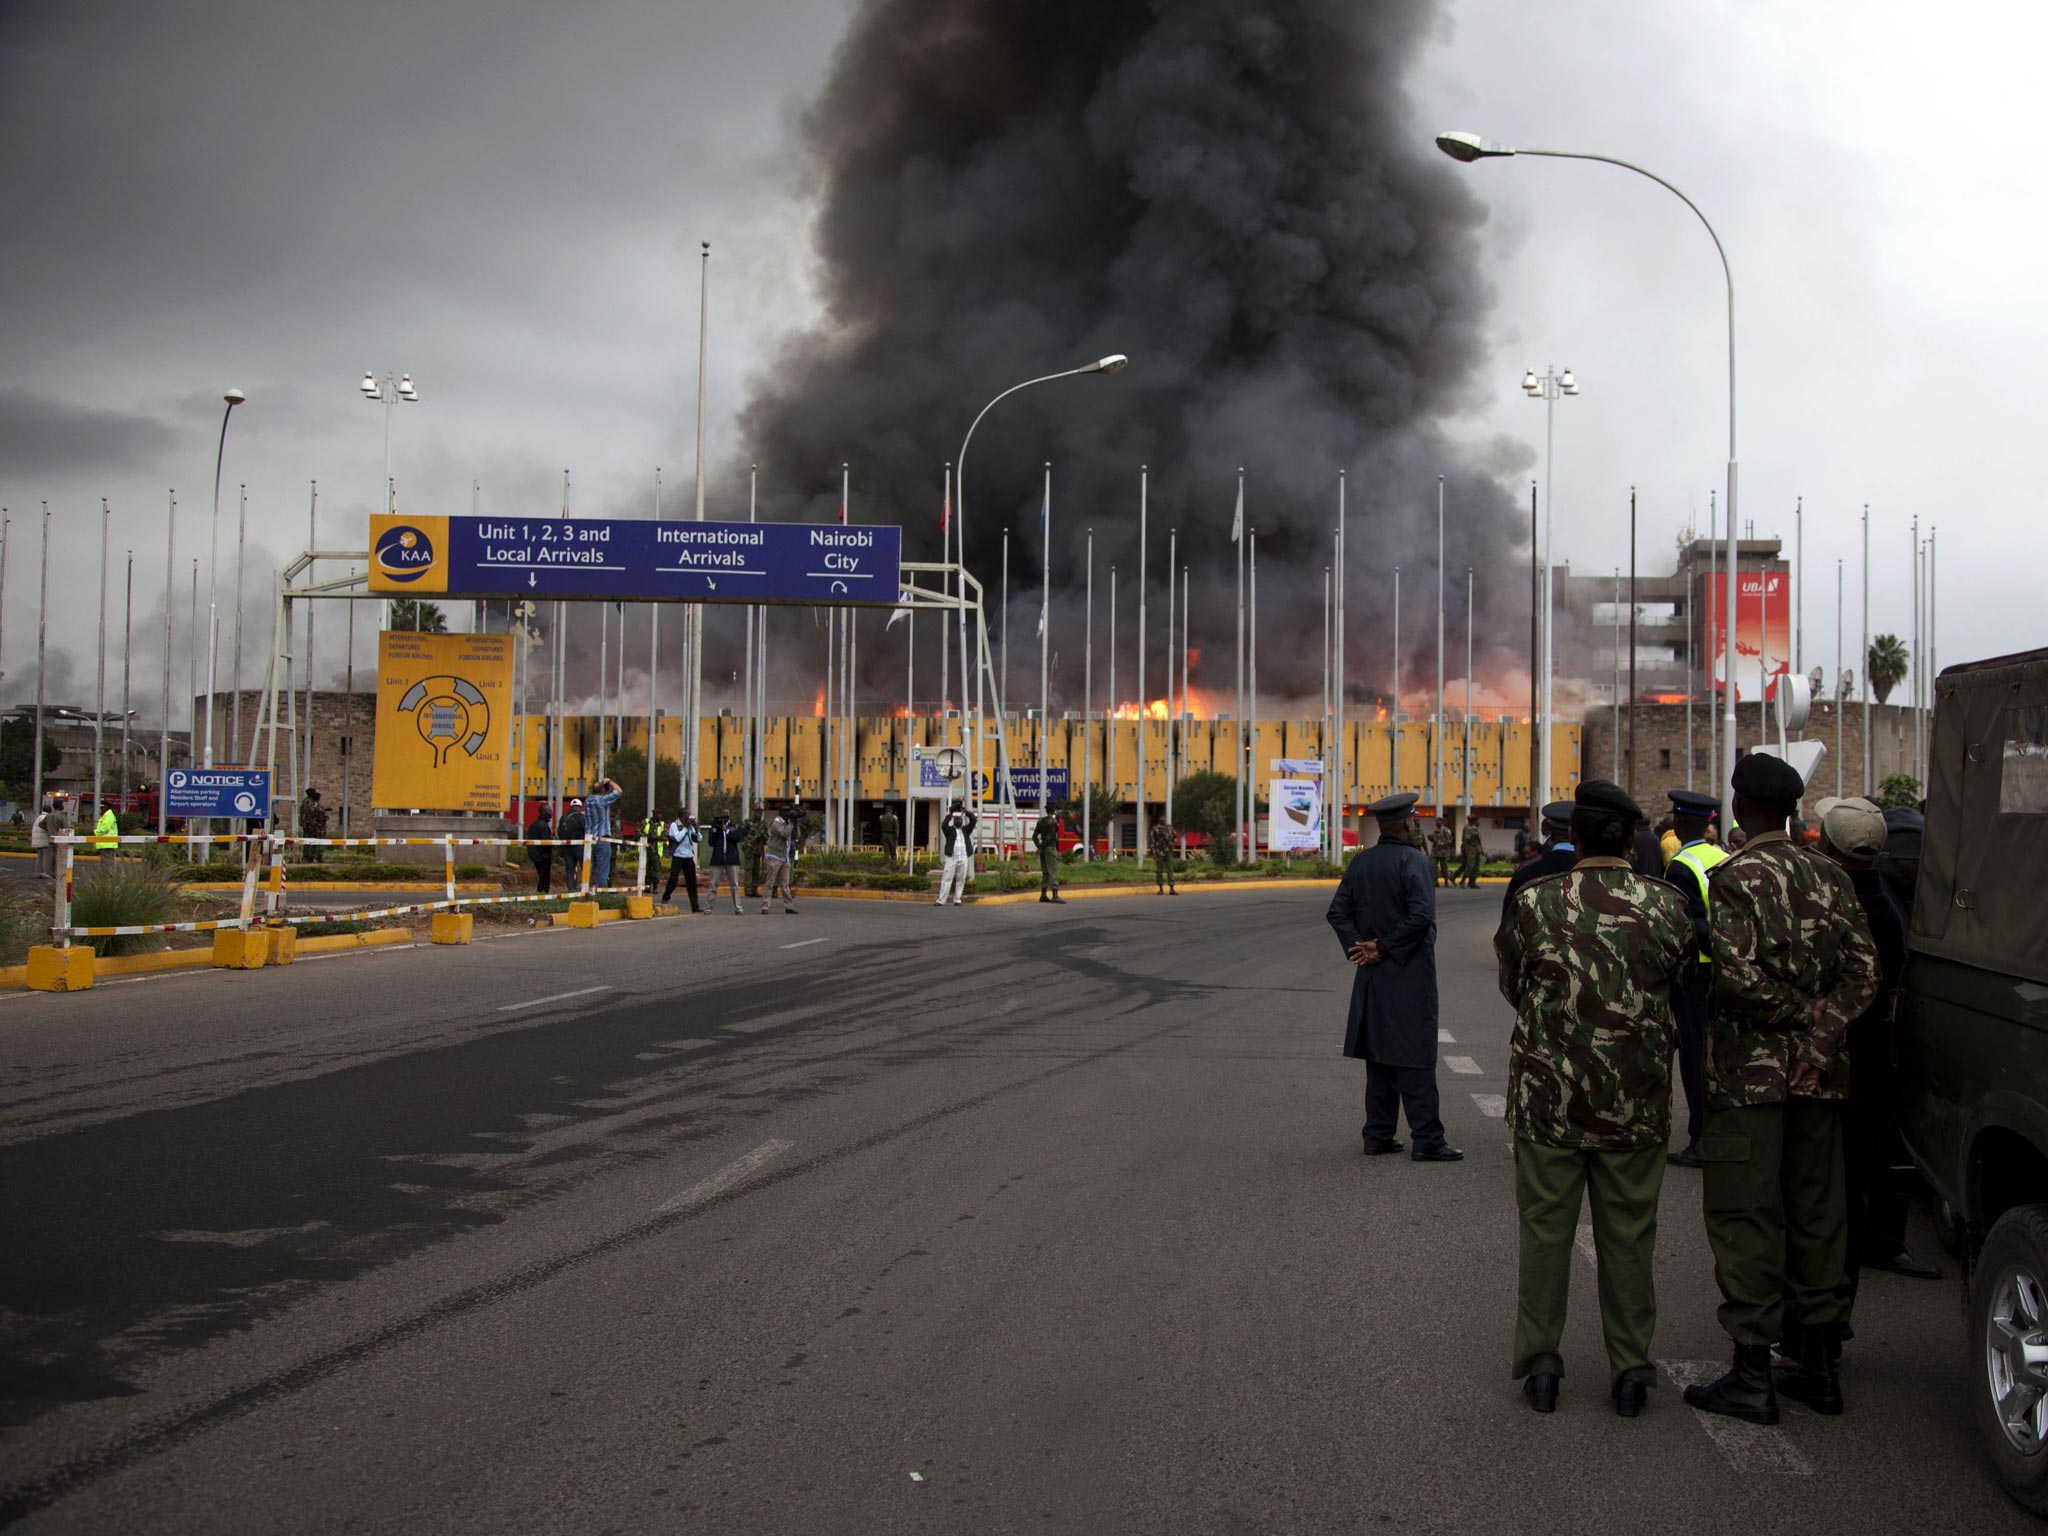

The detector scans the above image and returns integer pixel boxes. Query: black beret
[1730,753,1805,804]
[1540,799,1576,825]
[1668,789,1719,817]
[1575,778,1643,821]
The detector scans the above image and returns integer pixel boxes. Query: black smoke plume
[739,0,1531,714]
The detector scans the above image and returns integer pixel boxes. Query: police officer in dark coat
[1327,793,1464,1163]
[1502,802,1578,909]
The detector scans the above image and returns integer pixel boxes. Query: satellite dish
[1839,668,1857,699]
[1775,673,1812,733]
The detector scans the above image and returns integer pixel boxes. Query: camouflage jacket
[1706,831,1880,1106]
[1430,826,1454,859]
[1460,828,1484,866]
[1149,823,1175,858]
[1495,857,1696,1149]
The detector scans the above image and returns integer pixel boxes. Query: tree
[605,745,681,822]
[0,711,64,802]
[1868,634,1908,705]
[1173,769,1244,864]
[388,599,447,633]
[1056,794,1123,853]
[1874,772,1921,811]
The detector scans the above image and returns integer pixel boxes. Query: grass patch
[69,860,186,956]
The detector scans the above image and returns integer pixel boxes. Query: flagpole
[121,549,134,807]
[1861,504,1870,796]
[1039,462,1051,811]
[1236,528,1253,868]
[1171,528,1187,843]
[688,241,709,819]
[1107,565,1117,856]
[1331,528,1342,860]
[650,466,664,830]
[1334,472,1346,864]
[999,529,1008,720]
[1835,557,1845,797]
[596,594,609,780]
[1083,525,1093,861]
[1234,468,1245,864]
[1434,476,1445,826]
[301,483,317,780]
[94,500,109,819]
[847,611,859,846]
[823,602,835,848]
[1465,566,1475,818]
[158,491,174,835]
[1137,465,1147,861]
[1392,566,1401,797]
[1180,563,1189,857]
[231,483,247,758]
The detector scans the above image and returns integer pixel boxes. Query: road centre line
[1444,1055,1483,1075]
[1658,1358,1815,1476]
[657,1138,795,1213]
[497,985,612,1012]
[777,937,830,950]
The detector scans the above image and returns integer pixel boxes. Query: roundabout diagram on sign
[397,675,492,768]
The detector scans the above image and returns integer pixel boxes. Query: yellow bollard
[264,926,299,965]
[430,912,474,945]
[26,945,95,992]
[622,895,654,920]
[212,929,268,969]
[564,900,602,929]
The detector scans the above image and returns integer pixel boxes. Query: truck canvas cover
[1912,645,2048,985]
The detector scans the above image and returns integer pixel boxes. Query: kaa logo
[374,523,437,584]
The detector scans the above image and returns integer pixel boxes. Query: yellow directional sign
[371,631,513,813]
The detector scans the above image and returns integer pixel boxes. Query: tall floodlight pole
[157,491,175,834]
[1685,533,1695,792]
[1083,526,1093,860]
[31,504,50,821]
[1843,557,1859,794]
[1440,131,1736,821]
[1107,565,1117,854]
[1434,475,1445,824]
[1392,566,1402,798]
[1234,468,1246,863]
[1519,365,1578,805]
[231,484,248,755]
[1038,463,1051,809]
[1708,498,1719,796]
[359,373,414,631]
[120,550,134,803]
[687,241,710,817]
[1861,505,1871,795]
[1627,487,1638,796]
[1464,566,1475,816]
[94,500,109,818]
[1137,466,1147,862]
[953,353,1129,825]
[1335,473,1347,863]
[1165,525,1176,821]
[187,558,197,857]
[204,390,246,776]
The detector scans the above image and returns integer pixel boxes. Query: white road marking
[777,937,830,950]
[1659,1359,1815,1476]
[1470,1093,1507,1119]
[1444,1055,1483,1075]
[657,1138,795,1213]
[497,984,612,1012]
[1438,1028,1456,1043]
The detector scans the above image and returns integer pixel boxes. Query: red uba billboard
[1706,569,1790,701]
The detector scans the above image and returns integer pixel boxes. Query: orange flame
[812,686,825,717]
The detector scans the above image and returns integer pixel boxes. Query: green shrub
[69,861,186,956]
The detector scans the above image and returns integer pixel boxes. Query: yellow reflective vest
[1669,839,1730,962]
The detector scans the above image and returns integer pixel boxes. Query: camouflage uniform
[1150,820,1177,894]
[1497,857,1696,1388]
[1430,823,1454,885]
[740,814,766,898]
[1033,813,1063,902]
[1703,832,1880,1349]
[1459,824,1484,887]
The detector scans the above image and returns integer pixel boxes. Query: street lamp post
[361,371,418,630]
[1521,364,1578,807]
[1439,130,1739,823]
[954,354,1128,823]
[205,390,246,772]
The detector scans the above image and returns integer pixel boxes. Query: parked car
[1896,645,2048,1515]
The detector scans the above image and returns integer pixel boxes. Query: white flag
[886,585,915,629]
[1036,608,1045,638]
[1230,479,1244,544]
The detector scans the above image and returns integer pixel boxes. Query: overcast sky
[0,0,2029,718]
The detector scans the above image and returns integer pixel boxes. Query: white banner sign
[1271,758,1324,776]
[1269,777,1323,852]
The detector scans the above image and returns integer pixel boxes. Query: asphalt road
[0,885,2028,1533]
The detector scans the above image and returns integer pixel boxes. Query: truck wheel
[1973,1205,2048,1514]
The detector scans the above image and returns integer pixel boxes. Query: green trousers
[1038,849,1059,894]
[1154,853,1176,891]
[1700,1100,1849,1346]
[742,847,763,898]
[1512,1138,1666,1386]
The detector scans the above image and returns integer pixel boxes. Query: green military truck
[1898,645,2048,1515]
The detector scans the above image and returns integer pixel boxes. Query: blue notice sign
[164,767,272,820]
[1000,768,1070,802]
[368,513,902,606]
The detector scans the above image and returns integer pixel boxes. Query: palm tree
[1868,634,1908,704]
[388,599,448,633]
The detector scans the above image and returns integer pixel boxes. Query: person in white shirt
[936,805,976,907]
[661,810,702,911]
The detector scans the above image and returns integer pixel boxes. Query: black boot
[1775,1333,1845,1415]
[1682,1343,1779,1425]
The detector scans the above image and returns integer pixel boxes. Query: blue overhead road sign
[367,514,902,605]
[164,768,272,820]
